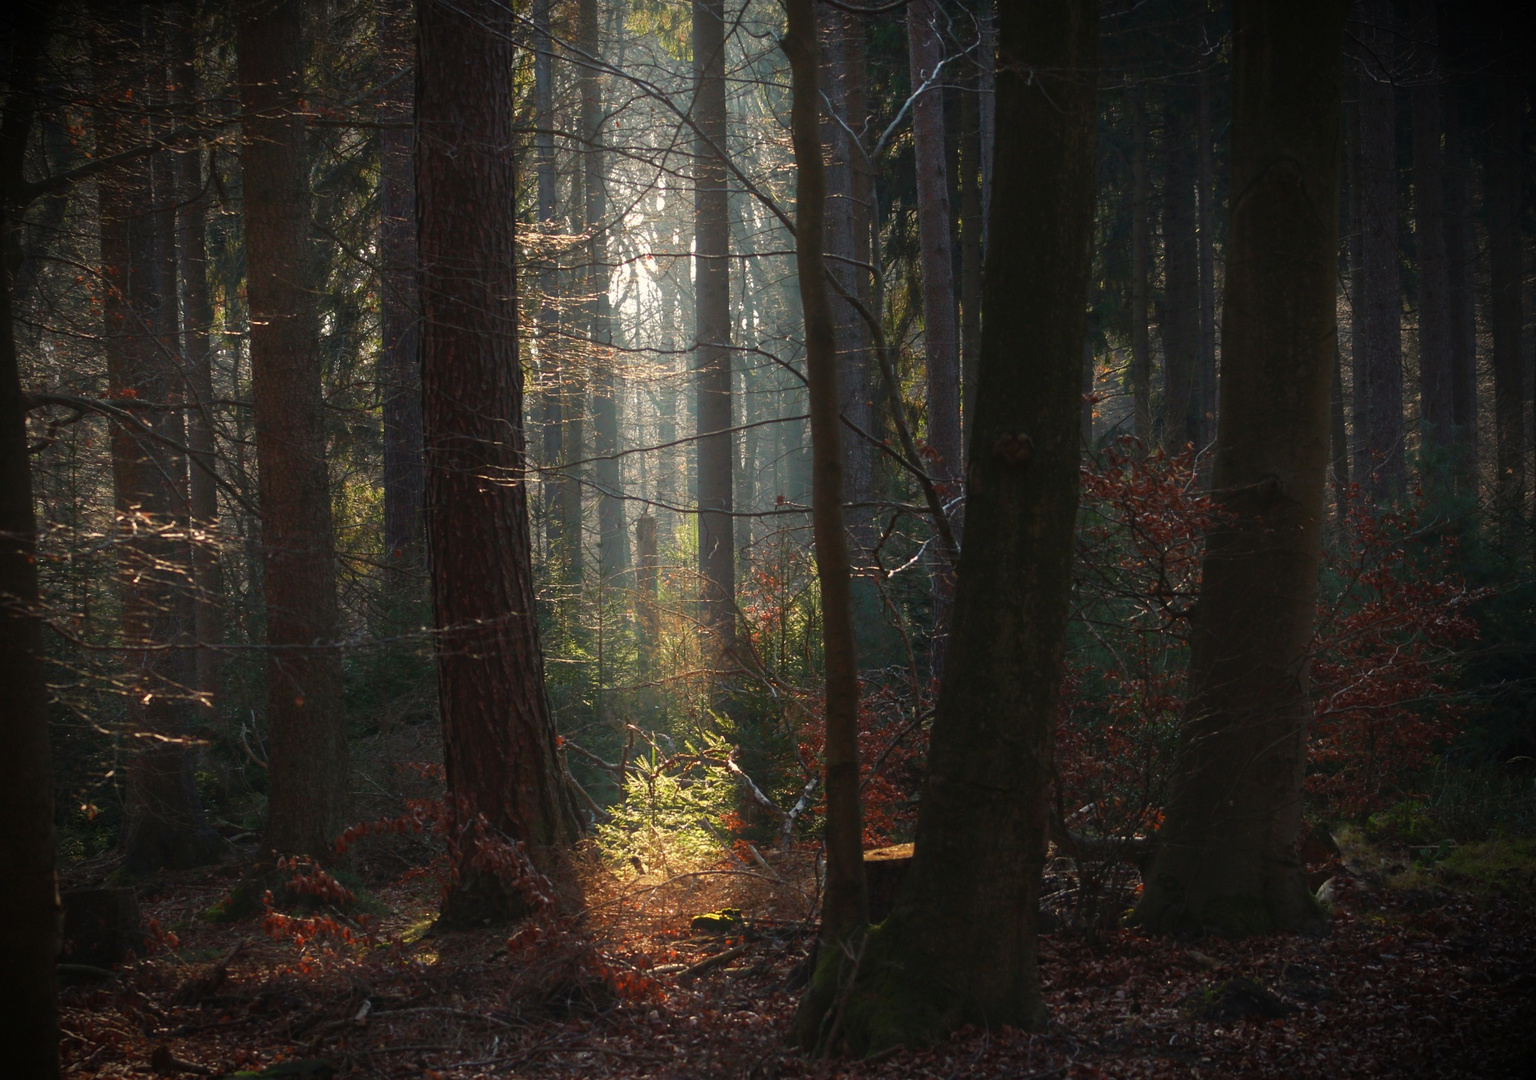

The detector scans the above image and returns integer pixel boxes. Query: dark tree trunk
[782,0,867,953]
[1411,0,1454,474]
[379,0,424,567]
[1354,0,1404,498]
[1487,51,1524,536]
[1131,95,1151,446]
[795,0,1098,1053]
[238,0,350,858]
[1443,77,1477,487]
[694,0,735,654]
[908,0,961,483]
[1136,0,1348,937]
[960,43,985,452]
[0,16,62,1074]
[1161,92,1200,452]
[1197,62,1218,448]
[417,0,583,925]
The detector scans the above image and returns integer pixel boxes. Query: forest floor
[58,833,1536,1080]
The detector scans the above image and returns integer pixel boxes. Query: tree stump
[864,843,913,923]
[61,888,144,967]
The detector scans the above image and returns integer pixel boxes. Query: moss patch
[1392,837,1536,906]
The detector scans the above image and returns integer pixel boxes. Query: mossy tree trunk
[1134,0,1349,938]
[792,0,1099,1055]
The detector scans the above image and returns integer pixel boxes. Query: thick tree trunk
[783,1,867,951]
[0,17,62,1074]
[238,0,350,858]
[795,0,1098,1053]
[1130,95,1151,446]
[1411,0,1454,476]
[1354,0,1404,498]
[694,0,735,654]
[1487,53,1524,536]
[960,45,984,452]
[1136,0,1348,938]
[379,0,423,567]
[417,0,582,926]
[1161,92,1200,452]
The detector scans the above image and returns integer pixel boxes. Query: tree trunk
[1443,75,1477,488]
[1197,62,1218,449]
[960,43,984,453]
[1161,91,1200,452]
[0,16,62,1074]
[238,0,350,858]
[1411,0,1454,477]
[534,0,566,564]
[417,0,582,926]
[908,0,961,484]
[1487,50,1524,537]
[794,0,1098,1053]
[694,0,735,655]
[1135,0,1348,938]
[1354,0,1404,499]
[379,0,423,567]
[783,0,867,953]
[1131,94,1151,447]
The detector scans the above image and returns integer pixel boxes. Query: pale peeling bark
[1136,0,1349,939]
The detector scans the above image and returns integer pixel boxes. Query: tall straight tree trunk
[0,15,62,1074]
[582,0,626,582]
[694,0,735,653]
[1161,91,1200,452]
[1355,0,1404,498]
[782,0,866,953]
[417,0,582,925]
[1197,58,1218,447]
[1130,95,1151,446]
[908,0,961,482]
[1443,82,1477,486]
[238,0,350,858]
[795,0,1099,1052]
[1487,50,1524,536]
[959,44,984,451]
[1136,0,1348,937]
[175,4,222,708]
[99,4,215,874]
[1412,0,1453,475]
[379,0,423,567]
[534,0,565,563]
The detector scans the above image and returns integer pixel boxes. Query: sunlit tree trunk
[694,0,735,655]
[417,0,583,925]
[0,17,62,1074]
[795,0,1098,1053]
[238,0,350,858]
[534,0,565,564]
[1136,0,1348,937]
[379,0,423,568]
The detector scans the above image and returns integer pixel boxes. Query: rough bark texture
[534,0,565,564]
[417,0,582,926]
[238,0,351,858]
[908,0,961,483]
[1131,96,1151,447]
[1487,53,1524,535]
[694,0,735,653]
[379,0,424,566]
[794,0,1098,1054]
[781,0,867,950]
[1161,93,1200,452]
[1411,0,1454,471]
[1354,0,1404,498]
[0,16,62,1075]
[1136,0,1348,938]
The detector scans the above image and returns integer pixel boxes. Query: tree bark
[1136,0,1348,937]
[1487,49,1524,536]
[1130,94,1151,447]
[379,0,424,567]
[794,0,1098,1053]
[417,0,582,926]
[534,0,566,565]
[1442,74,1477,488]
[960,39,984,453]
[1354,0,1404,498]
[1161,91,1200,452]
[0,15,62,1074]
[238,0,350,858]
[694,0,735,654]
[1197,61,1218,449]
[1411,0,1454,476]
[782,0,867,952]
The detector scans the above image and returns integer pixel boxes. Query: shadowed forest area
[2,0,1535,1076]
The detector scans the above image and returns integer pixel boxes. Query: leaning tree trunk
[238,0,350,858]
[417,0,583,926]
[1135,0,1348,938]
[782,0,868,954]
[694,0,736,658]
[794,0,1099,1054]
[0,16,62,1075]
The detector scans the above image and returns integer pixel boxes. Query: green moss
[1400,837,1536,905]
[690,907,743,933]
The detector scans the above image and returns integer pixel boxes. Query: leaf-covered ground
[59,842,1536,1079]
